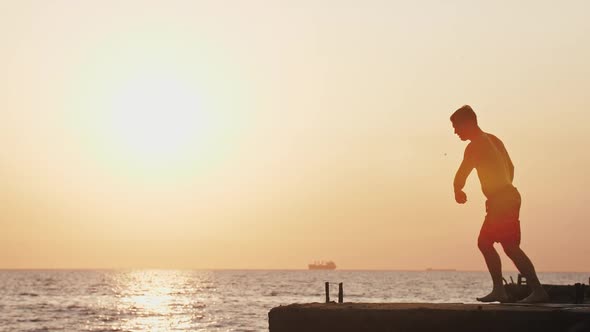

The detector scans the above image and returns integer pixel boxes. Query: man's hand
[454,190,467,204]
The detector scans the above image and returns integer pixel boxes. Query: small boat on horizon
[425,268,456,272]
[308,261,337,270]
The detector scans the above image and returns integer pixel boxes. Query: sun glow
[106,74,210,167]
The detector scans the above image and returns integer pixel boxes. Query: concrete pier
[268,303,590,332]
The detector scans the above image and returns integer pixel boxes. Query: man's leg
[477,240,509,302]
[502,244,549,303]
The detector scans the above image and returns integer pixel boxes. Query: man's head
[450,105,478,141]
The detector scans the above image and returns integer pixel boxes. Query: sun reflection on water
[113,270,214,331]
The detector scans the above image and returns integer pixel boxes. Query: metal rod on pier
[325,282,330,303]
[338,283,343,303]
[574,283,584,304]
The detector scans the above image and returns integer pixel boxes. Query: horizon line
[0,268,589,274]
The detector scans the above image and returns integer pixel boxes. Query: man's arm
[453,144,476,203]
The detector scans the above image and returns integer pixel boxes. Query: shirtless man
[451,105,549,303]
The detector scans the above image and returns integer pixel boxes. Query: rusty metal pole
[575,283,584,304]
[338,283,343,303]
[325,282,330,303]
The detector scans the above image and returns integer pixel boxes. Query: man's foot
[476,289,510,303]
[517,288,550,303]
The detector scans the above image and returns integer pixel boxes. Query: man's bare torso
[465,132,514,199]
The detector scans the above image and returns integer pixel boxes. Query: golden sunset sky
[1,1,588,271]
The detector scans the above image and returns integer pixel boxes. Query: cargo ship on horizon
[308,261,336,270]
[425,268,456,272]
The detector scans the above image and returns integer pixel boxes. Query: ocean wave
[1,270,587,331]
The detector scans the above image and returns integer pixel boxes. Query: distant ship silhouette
[425,268,456,272]
[308,261,336,270]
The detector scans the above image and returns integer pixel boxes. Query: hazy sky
[1,0,589,271]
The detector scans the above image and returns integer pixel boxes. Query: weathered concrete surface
[268,303,590,332]
[505,283,588,303]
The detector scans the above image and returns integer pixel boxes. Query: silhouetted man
[451,105,549,303]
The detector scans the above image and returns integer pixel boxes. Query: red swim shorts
[478,187,522,246]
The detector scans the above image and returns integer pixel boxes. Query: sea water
[0,270,587,331]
